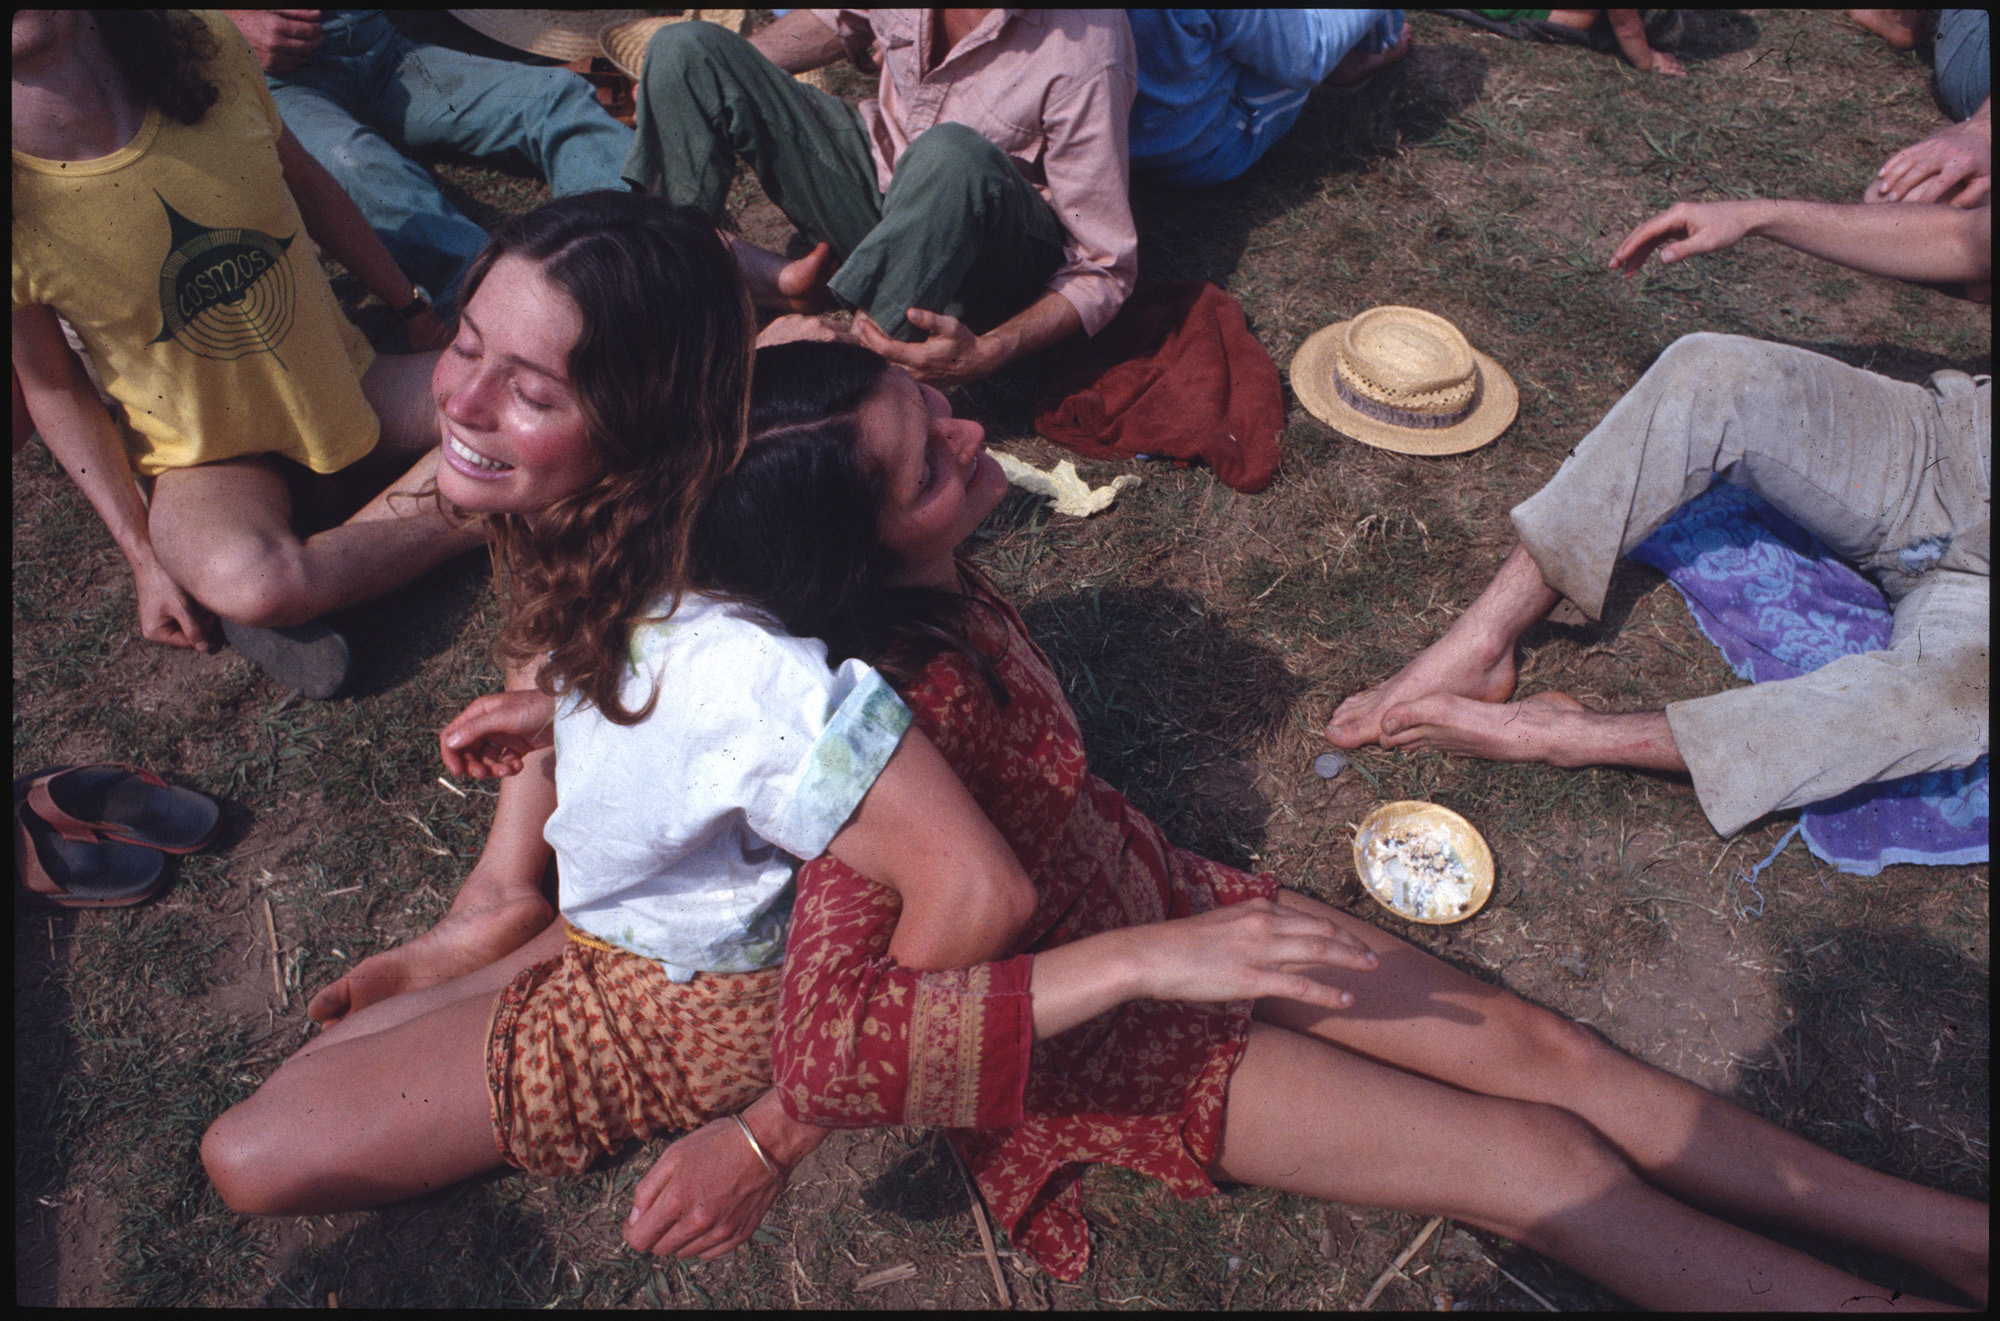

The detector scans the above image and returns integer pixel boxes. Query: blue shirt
[1129,9,1402,188]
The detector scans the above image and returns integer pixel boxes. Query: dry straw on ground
[14,8,1988,1308]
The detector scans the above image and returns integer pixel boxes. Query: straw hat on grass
[1290,305,1517,455]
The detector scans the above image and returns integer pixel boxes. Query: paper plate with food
[1351,801,1494,924]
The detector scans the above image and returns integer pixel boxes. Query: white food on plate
[1365,829,1477,920]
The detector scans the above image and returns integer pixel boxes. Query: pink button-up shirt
[808,9,1137,336]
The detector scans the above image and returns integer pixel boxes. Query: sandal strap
[14,804,70,898]
[27,762,170,846]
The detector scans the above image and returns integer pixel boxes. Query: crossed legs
[145,351,484,629]
[1208,890,1986,1309]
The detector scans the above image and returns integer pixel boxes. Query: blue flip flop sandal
[14,799,167,908]
[23,763,222,854]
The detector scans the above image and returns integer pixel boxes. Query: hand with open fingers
[1133,898,1379,1011]
[1610,201,1755,276]
[853,308,990,390]
[134,556,215,651]
[439,689,557,779]
[1870,123,1992,208]
[623,1113,787,1260]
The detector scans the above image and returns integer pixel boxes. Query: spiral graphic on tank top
[150,193,297,369]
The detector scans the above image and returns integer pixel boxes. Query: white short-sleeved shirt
[544,593,912,980]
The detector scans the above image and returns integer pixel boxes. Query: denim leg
[1933,9,1991,122]
[267,12,486,305]
[268,79,489,306]
[826,123,1065,340]
[380,37,632,198]
[622,20,882,253]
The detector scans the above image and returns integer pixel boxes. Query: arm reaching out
[1611,198,1992,285]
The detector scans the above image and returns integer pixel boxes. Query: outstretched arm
[1610,197,1992,285]
[13,303,215,650]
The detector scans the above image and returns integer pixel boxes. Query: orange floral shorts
[486,922,782,1177]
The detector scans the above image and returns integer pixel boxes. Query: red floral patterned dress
[772,574,1274,1281]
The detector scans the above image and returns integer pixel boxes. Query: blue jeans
[1933,9,1990,122]
[267,10,632,305]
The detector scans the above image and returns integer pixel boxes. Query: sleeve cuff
[770,667,913,856]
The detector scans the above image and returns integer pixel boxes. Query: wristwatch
[395,287,433,321]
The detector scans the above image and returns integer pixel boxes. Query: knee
[1650,331,1767,386]
[888,122,1010,200]
[641,18,742,88]
[1477,1102,1639,1244]
[202,1101,293,1217]
[188,543,317,629]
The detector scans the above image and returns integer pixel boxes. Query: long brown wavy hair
[464,192,755,724]
[92,11,220,126]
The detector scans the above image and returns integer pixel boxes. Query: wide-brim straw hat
[448,10,648,63]
[601,11,749,80]
[1290,306,1518,455]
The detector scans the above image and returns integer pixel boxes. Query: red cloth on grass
[1032,279,1285,493]
[772,573,1273,1281]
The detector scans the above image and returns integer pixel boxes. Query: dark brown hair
[466,192,756,724]
[693,341,1008,703]
[92,11,220,126]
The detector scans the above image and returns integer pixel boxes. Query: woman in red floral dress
[684,340,1988,1310]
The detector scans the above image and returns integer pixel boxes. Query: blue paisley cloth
[1629,482,1988,875]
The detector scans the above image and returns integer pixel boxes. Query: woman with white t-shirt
[197,191,1052,1248]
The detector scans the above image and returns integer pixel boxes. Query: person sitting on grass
[607,338,1976,1304]
[1459,9,1685,76]
[1126,9,1412,190]
[11,9,474,697]
[1326,195,1989,840]
[619,8,1138,391]
[200,189,1071,1245]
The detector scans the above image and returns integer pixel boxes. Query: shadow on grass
[1018,585,1303,868]
[1129,42,1492,294]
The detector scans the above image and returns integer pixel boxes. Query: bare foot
[1328,19,1411,85]
[774,241,835,313]
[1376,690,1587,763]
[1326,630,1519,749]
[307,887,555,1025]
[1845,10,1923,50]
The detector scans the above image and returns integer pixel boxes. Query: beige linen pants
[1511,334,1990,836]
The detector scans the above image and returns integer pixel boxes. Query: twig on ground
[1482,1253,1561,1310]
[954,1142,1013,1307]
[262,894,286,1008]
[1360,1215,1443,1308]
[854,1262,917,1291]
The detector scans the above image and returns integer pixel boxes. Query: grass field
[14,9,1988,1308]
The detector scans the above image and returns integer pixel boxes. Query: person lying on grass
[200,189,1056,1238]
[1327,196,1990,840]
[442,339,1987,1307]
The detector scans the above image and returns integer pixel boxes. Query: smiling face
[430,253,599,518]
[855,367,1008,589]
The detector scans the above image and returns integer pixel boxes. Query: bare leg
[724,234,835,313]
[1379,690,1688,772]
[1255,890,1989,1302]
[200,930,557,1214]
[146,352,482,628]
[1211,1022,1963,1310]
[1326,544,1559,747]
[309,660,560,1025]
